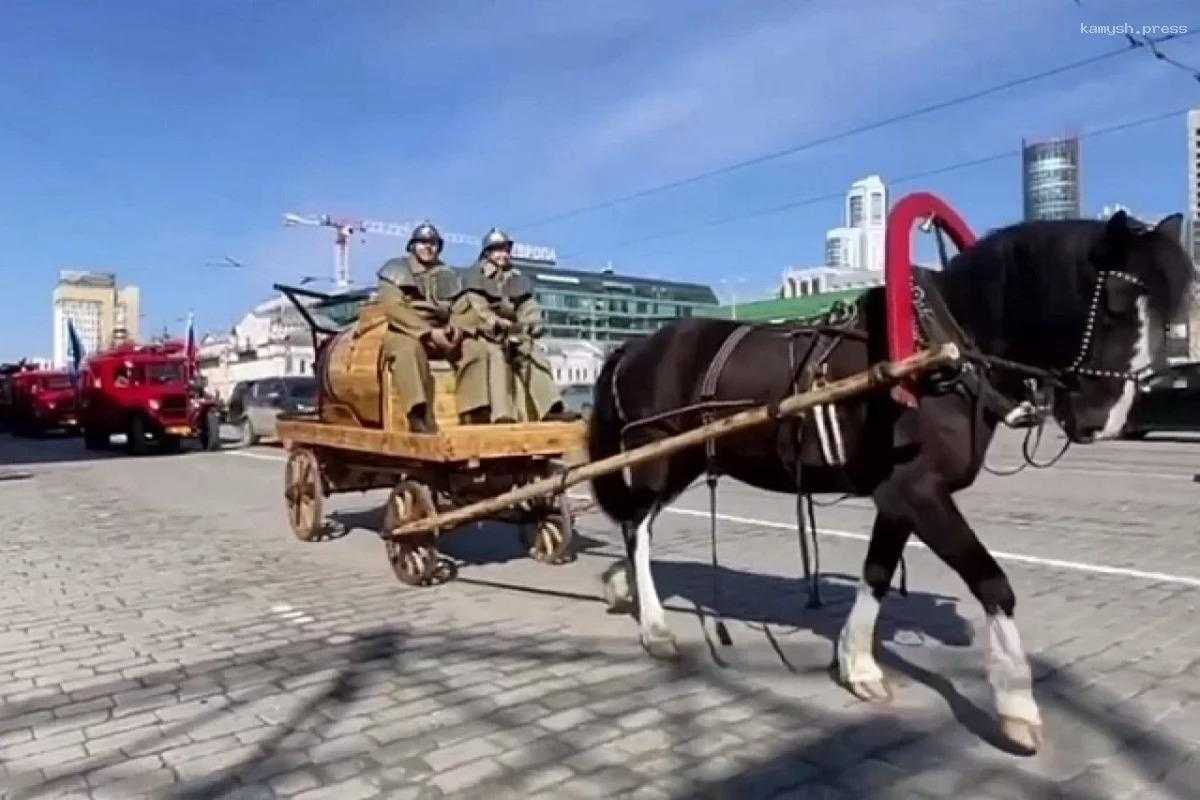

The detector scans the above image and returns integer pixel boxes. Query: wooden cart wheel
[386,537,437,586]
[528,514,575,564]
[382,481,451,587]
[284,448,324,541]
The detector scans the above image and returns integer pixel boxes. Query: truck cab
[8,370,80,436]
[78,341,220,454]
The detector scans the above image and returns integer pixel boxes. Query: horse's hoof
[605,592,634,615]
[641,633,679,660]
[847,678,893,704]
[601,564,634,613]
[602,578,633,615]
[999,716,1043,755]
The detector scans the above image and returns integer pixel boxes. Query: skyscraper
[1022,136,1081,221]
[1187,109,1200,264]
[824,174,887,271]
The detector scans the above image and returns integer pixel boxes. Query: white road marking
[224,449,286,462]
[224,453,1200,589]
[662,507,1200,590]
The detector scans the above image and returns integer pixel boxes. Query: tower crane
[283,213,483,290]
[283,212,558,290]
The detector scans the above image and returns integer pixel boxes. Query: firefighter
[452,228,577,424]
[376,221,462,433]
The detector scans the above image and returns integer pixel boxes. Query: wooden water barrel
[317,302,459,431]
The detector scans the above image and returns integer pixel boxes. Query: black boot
[542,403,582,422]
[407,404,434,433]
[458,407,490,425]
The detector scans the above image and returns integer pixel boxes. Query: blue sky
[1,0,1198,360]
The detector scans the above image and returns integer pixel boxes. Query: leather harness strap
[699,324,754,466]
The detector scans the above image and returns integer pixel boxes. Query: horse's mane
[939,218,1192,364]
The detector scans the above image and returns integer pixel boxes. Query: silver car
[229,377,318,445]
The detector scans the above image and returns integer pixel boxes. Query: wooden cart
[276,326,959,588]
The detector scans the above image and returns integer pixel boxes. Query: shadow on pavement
[1,620,1196,800]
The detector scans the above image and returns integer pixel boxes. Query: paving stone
[423,736,504,771]
[429,758,505,794]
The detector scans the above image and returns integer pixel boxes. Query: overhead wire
[515,31,1199,233]
[561,106,1190,260]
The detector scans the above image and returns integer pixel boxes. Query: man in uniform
[452,228,577,423]
[376,221,462,433]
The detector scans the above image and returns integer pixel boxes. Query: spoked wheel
[385,536,439,587]
[284,448,324,541]
[527,513,575,564]
[382,480,454,587]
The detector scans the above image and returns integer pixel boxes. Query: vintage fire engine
[6,369,80,435]
[77,341,220,454]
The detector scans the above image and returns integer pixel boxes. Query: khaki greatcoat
[376,254,461,429]
[451,261,561,422]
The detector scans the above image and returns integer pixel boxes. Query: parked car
[1122,362,1200,438]
[560,383,594,418]
[227,376,318,445]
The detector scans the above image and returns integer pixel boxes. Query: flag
[66,318,86,385]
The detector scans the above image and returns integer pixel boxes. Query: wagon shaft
[387,344,960,538]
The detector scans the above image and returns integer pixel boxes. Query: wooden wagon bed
[276,417,586,464]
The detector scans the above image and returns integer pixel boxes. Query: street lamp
[719,278,747,321]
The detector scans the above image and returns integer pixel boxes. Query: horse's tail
[588,344,637,524]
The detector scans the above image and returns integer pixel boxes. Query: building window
[848,195,864,227]
[870,192,884,225]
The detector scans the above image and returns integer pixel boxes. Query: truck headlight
[147,398,160,411]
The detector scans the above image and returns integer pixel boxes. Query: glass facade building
[310,260,720,343]
[1022,137,1081,221]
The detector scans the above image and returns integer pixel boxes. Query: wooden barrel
[317,302,459,430]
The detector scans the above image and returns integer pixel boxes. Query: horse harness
[917,223,1154,427]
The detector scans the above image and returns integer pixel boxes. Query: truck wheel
[127,416,150,456]
[201,409,221,451]
[83,429,109,450]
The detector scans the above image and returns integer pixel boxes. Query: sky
[1,0,1198,360]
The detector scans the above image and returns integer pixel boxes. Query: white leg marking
[986,613,1041,724]
[837,582,884,684]
[1099,296,1150,440]
[602,560,633,612]
[634,515,670,641]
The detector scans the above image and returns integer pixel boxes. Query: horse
[587,210,1193,754]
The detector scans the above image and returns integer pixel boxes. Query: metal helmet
[480,227,514,256]
[407,221,443,253]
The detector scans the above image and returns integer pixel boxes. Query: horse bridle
[1061,269,1152,383]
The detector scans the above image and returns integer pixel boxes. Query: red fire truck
[6,369,80,436]
[78,341,220,454]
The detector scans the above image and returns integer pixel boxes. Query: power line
[1131,33,1200,82]
[565,106,1188,259]
[516,31,1198,233]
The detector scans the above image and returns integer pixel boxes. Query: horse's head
[1051,211,1193,443]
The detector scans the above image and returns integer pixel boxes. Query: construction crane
[282,212,558,289]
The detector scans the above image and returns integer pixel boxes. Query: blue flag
[66,318,86,384]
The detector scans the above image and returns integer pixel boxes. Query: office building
[52,270,140,367]
[1022,136,1081,221]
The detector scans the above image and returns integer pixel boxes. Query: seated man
[377,222,462,433]
[452,228,578,424]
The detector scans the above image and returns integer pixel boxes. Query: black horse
[588,211,1192,753]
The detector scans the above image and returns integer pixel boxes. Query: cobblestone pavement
[1,430,1199,799]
